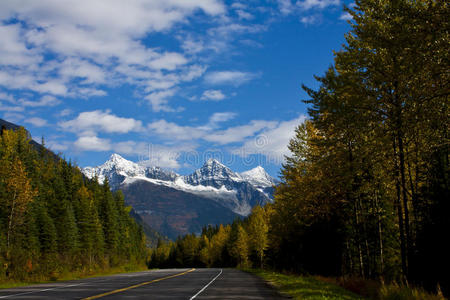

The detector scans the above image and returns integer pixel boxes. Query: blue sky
[0,0,352,177]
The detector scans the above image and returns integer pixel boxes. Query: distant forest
[150,0,449,296]
[0,127,147,281]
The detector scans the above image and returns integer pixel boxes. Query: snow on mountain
[83,154,145,188]
[240,166,276,188]
[82,154,275,216]
[83,154,177,189]
[183,158,243,189]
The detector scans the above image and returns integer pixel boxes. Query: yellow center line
[82,268,196,300]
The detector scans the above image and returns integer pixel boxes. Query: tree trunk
[375,191,384,276]
[393,137,408,278]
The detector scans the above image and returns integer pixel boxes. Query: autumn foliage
[0,127,147,281]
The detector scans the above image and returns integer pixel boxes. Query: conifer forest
[0,127,147,281]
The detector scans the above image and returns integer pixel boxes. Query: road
[0,268,287,299]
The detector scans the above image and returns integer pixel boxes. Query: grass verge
[0,264,148,289]
[244,269,446,300]
[243,268,364,300]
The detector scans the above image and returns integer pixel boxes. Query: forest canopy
[150,0,449,295]
[0,127,147,281]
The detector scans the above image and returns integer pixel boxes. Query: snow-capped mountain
[82,154,277,239]
[183,158,243,189]
[240,166,278,198]
[83,153,178,189]
[241,166,277,188]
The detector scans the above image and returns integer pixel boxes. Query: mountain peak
[243,165,266,176]
[202,158,228,168]
[204,158,223,166]
[183,158,242,187]
[240,166,275,188]
[253,165,265,172]
[109,153,126,162]
[104,153,137,169]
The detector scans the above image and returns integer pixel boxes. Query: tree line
[151,0,449,295]
[0,127,147,281]
[148,205,269,269]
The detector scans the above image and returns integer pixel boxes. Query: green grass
[0,264,149,289]
[244,269,364,300]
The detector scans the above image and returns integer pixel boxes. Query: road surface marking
[0,282,86,299]
[82,268,196,300]
[189,269,222,300]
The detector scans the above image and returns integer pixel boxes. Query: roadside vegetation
[245,269,363,300]
[0,127,148,284]
[245,269,445,300]
[150,0,449,297]
[0,264,148,289]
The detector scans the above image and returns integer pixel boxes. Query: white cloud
[59,110,143,135]
[0,92,14,103]
[208,112,236,125]
[58,58,106,84]
[0,104,24,112]
[144,89,181,112]
[205,120,277,144]
[209,23,267,38]
[115,141,188,169]
[179,17,267,57]
[297,0,340,10]
[74,135,111,151]
[300,15,321,25]
[148,52,188,71]
[66,113,307,167]
[19,95,61,107]
[1,112,24,123]
[339,12,352,21]
[205,71,257,86]
[277,0,295,15]
[233,115,307,160]
[33,81,68,96]
[46,140,69,151]
[0,0,225,107]
[236,10,254,20]
[26,117,47,127]
[75,87,107,98]
[181,64,207,81]
[0,70,69,96]
[0,24,42,66]
[231,2,246,9]
[181,38,205,54]
[148,119,206,141]
[58,109,72,117]
[143,150,181,169]
[201,89,226,101]
[148,115,278,145]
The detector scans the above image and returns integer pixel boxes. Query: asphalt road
[0,268,287,299]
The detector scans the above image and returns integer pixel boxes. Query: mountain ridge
[83,154,278,238]
[83,153,277,215]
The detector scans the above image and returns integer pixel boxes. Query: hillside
[83,154,277,239]
[0,124,147,282]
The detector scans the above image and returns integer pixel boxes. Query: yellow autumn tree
[247,205,269,268]
[229,224,249,267]
[2,157,36,272]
